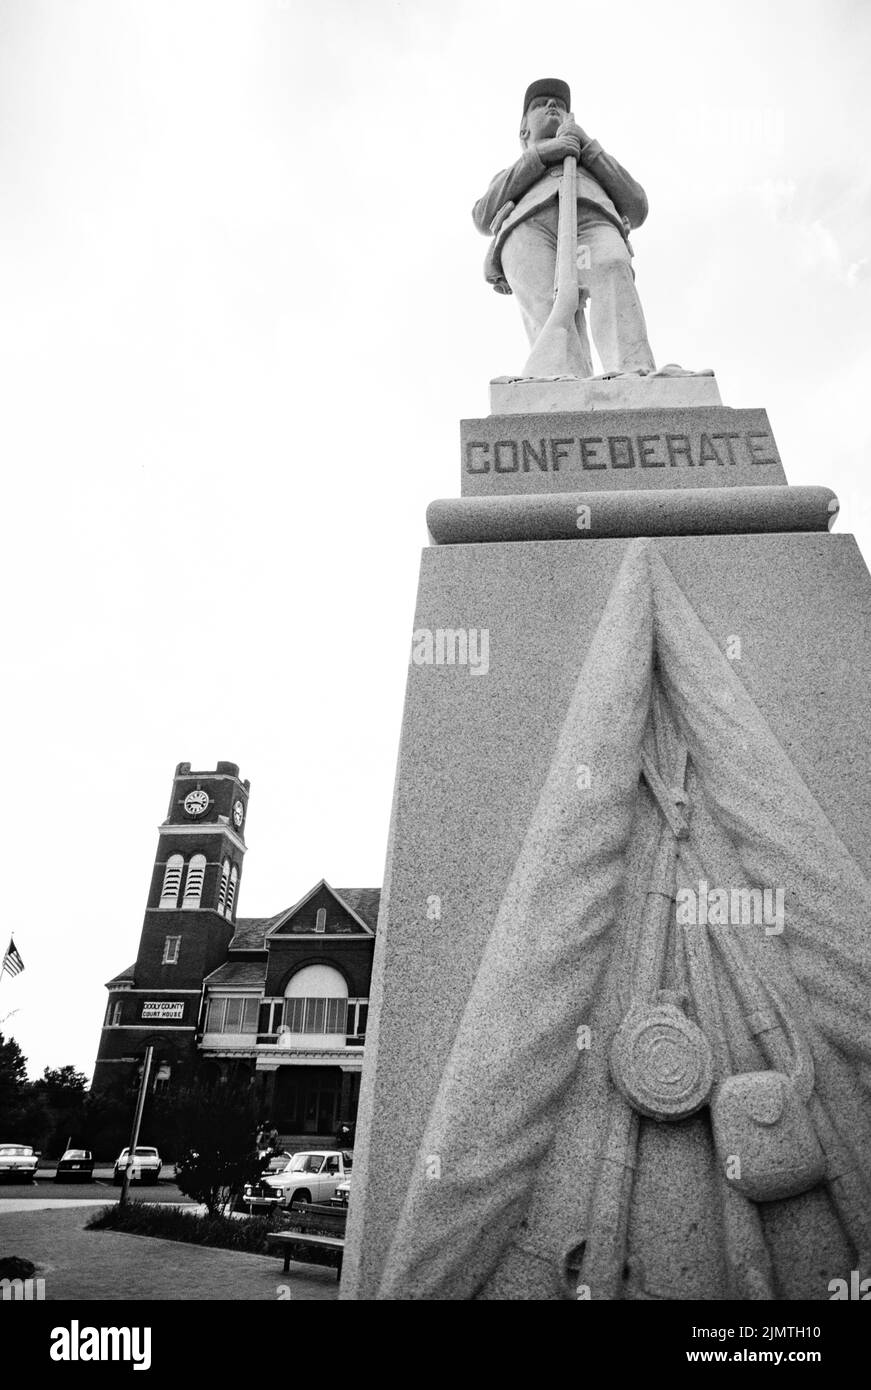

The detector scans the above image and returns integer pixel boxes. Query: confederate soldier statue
[474,77,656,378]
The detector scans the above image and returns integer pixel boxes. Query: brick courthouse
[92,762,378,1139]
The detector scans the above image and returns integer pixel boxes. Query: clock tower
[92,760,250,1092]
[138,760,250,987]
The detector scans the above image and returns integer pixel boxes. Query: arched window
[182,854,206,908]
[225,864,238,919]
[105,998,123,1027]
[282,964,348,1037]
[315,908,327,933]
[159,854,184,908]
[217,859,230,913]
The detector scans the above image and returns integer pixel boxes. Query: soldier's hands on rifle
[535,133,581,165]
[556,117,591,149]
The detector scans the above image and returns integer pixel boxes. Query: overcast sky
[1,0,868,1079]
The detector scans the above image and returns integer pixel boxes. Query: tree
[40,1066,88,1099]
[0,1033,53,1146]
[32,1065,90,1155]
[171,1081,262,1216]
[78,1086,132,1161]
[0,1033,28,1112]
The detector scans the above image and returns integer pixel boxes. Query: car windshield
[0,1145,32,1155]
[288,1154,325,1174]
[134,1148,158,1156]
[63,1151,90,1160]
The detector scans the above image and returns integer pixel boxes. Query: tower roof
[105,964,136,988]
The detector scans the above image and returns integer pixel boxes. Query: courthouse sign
[141,1001,185,1020]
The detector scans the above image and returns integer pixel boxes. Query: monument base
[343,527,871,1300]
[490,370,722,415]
[343,384,871,1301]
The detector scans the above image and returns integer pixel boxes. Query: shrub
[86,1202,281,1253]
[0,1256,36,1280]
[174,1148,264,1218]
[163,1080,262,1215]
[85,1202,345,1269]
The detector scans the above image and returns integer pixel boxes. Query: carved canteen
[609,999,714,1121]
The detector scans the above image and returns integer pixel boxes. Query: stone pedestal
[489,370,722,415]
[342,380,871,1301]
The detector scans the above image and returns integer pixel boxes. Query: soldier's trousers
[500,204,656,376]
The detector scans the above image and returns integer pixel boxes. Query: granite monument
[342,77,871,1301]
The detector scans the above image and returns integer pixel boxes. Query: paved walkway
[0,1206,339,1301]
[0,1198,115,1214]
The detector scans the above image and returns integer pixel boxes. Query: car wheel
[294,1189,312,1206]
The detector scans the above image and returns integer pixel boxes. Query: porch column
[339,1069,353,1122]
[258,1068,277,1120]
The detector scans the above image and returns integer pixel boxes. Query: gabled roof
[105,964,136,988]
[266,880,375,938]
[334,888,381,932]
[229,885,380,949]
[203,960,268,990]
[229,913,285,950]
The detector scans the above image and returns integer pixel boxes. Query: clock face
[183,789,209,818]
[233,800,244,828]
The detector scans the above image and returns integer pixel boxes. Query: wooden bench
[267,1202,347,1280]
[266,1230,345,1280]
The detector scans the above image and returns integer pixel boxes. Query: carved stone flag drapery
[376,539,871,1300]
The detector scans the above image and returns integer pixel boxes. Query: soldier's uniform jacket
[473,138,649,293]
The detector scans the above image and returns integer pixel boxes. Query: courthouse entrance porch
[269,1064,361,1136]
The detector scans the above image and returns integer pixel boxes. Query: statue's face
[522,94,568,145]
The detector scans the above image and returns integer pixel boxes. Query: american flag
[2,937,24,978]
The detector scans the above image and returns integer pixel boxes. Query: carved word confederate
[464,431,778,474]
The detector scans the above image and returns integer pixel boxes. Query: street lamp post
[119,1044,154,1210]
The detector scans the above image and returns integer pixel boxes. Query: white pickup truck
[241,1150,352,1213]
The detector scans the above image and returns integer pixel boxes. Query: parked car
[228,1150,295,1212]
[0,1143,40,1183]
[330,1175,351,1208]
[241,1149,352,1213]
[55,1149,95,1182]
[113,1146,162,1184]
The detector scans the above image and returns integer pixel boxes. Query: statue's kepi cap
[522,78,570,116]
